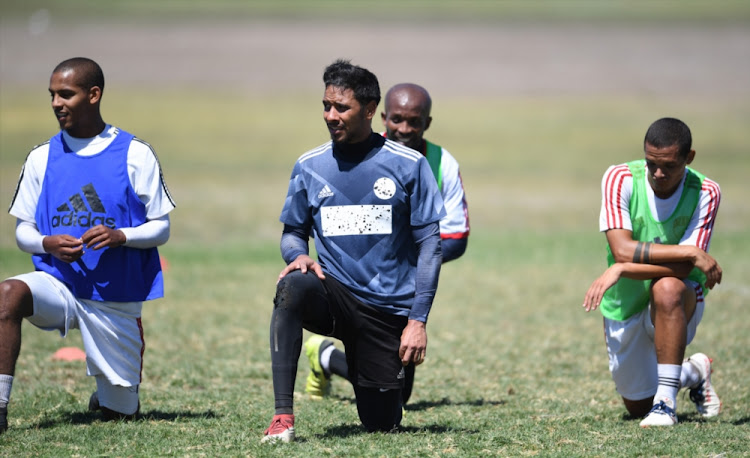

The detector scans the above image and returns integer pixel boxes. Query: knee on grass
[355,386,402,433]
[93,378,140,419]
[622,396,653,418]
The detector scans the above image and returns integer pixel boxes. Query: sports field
[1,1,749,455]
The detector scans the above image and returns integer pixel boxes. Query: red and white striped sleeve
[438,148,469,239]
[680,178,721,252]
[599,164,633,232]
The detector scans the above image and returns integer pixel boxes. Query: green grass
[1,45,749,458]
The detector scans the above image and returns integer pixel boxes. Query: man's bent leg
[271,271,333,413]
[74,299,143,422]
[640,277,697,427]
[271,273,307,414]
[265,271,333,443]
[650,277,697,366]
[0,280,34,434]
[0,280,34,376]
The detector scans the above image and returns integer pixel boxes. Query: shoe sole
[261,428,295,443]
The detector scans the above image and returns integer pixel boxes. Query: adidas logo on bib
[317,185,334,199]
[51,183,116,229]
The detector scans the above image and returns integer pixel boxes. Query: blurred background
[1,1,749,453]
[2,0,749,359]
[2,0,749,251]
[3,0,750,342]
[3,0,749,248]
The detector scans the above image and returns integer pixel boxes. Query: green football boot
[304,335,332,399]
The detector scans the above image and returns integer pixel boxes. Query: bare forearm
[616,261,694,281]
[605,228,722,288]
[607,230,699,264]
[632,241,699,264]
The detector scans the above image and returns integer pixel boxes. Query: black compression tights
[270,271,332,415]
[270,271,402,432]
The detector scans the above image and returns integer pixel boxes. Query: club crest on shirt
[373,177,396,200]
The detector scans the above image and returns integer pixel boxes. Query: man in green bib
[583,117,723,427]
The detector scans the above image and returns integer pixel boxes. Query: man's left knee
[651,277,697,320]
[95,377,139,417]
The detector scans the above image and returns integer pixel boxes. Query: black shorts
[297,271,407,390]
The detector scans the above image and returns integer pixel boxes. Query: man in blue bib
[0,57,176,435]
[262,60,444,443]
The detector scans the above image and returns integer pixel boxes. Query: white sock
[0,375,13,408]
[319,344,335,375]
[654,364,681,409]
[680,360,701,389]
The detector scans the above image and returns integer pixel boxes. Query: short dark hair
[323,59,380,106]
[384,83,432,116]
[644,117,692,159]
[53,57,105,92]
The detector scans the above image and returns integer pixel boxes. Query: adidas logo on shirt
[51,183,116,229]
[317,185,334,199]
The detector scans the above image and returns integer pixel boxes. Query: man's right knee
[274,271,320,313]
[0,280,33,321]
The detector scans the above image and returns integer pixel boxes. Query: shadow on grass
[621,411,744,426]
[317,422,478,439]
[325,395,507,411]
[405,397,506,412]
[139,409,220,421]
[302,397,501,439]
[30,409,220,430]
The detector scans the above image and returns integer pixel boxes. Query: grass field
[1,2,750,456]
